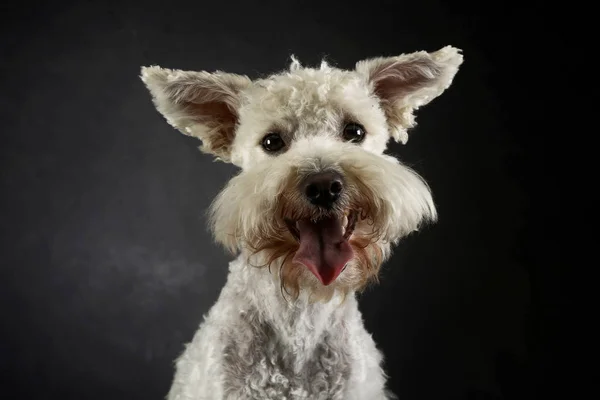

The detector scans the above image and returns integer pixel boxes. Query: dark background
[1,0,567,399]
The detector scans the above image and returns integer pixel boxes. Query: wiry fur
[140,46,463,399]
[210,138,436,301]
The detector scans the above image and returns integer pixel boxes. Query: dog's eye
[261,133,286,152]
[342,123,366,143]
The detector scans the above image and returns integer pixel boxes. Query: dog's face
[141,46,463,300]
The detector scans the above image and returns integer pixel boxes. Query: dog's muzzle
[283,171,359,286]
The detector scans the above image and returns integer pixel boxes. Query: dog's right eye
[261,133,286,152]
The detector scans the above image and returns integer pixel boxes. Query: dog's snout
[303,171,343,209]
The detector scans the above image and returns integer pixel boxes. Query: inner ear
[140,66,252,163]
[369,58,442,107]
[185,101,238,157]
[356,46,463,144]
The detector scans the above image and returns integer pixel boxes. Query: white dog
[141,46,463,400]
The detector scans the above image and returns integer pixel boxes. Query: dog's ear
[356,46,463,144]
[140,66,252,161]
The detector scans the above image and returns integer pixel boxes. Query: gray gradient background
[1,0,565,399]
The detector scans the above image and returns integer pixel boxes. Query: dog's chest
[221,311,352,400]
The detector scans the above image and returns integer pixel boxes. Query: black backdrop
[1,0,566,399]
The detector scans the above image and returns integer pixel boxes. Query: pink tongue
[292,216,353,285]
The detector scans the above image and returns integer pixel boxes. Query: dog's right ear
[140,66,252,162]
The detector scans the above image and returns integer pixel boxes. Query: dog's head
[141,46,463,300]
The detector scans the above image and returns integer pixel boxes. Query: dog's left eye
[342,123,366,143]
[262,133,286,152]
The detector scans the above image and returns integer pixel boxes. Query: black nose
[303,171,344,209]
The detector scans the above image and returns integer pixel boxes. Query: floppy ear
[356,46,463,144]
[140,66,252,161]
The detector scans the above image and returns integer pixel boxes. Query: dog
[140,46,463,400]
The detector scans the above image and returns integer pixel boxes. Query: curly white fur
[167,257,390,400]
[140,46,463,399]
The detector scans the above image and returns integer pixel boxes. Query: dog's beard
[239,173,396,302]
[248,219,386,300]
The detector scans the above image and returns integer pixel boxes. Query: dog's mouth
[284,211,358,286]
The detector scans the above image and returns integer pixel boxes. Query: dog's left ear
[356,46,463,144]
[140,66,252,162]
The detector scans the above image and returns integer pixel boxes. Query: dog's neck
[224,253,359,346]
